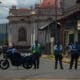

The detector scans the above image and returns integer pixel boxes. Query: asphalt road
[0,58,80,80]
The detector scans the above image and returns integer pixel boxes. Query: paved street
[0,58,80,80]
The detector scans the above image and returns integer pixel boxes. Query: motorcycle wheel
[0,60,9,70]
[23,62,32,69]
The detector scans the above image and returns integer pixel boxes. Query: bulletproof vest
[32,44,40,54]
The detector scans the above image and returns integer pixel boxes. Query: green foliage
[0,39,8,45]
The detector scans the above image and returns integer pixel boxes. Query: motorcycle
[0,51,33,70]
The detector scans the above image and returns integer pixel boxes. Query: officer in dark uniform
[53,42,63,69]
[32,40,41,69]
[69,42,79,70]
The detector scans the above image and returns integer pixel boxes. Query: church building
[7,0,80,53]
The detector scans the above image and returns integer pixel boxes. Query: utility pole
[54,0,59,43]
[61,0,65,53]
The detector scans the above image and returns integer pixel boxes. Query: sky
[0,0,40,24]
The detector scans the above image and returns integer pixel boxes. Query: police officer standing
[7,46,17,55]
[53,42,63,69]
[32,40,41,69]
[69,42,79,70]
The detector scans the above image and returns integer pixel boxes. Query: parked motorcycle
[0,51,33,70]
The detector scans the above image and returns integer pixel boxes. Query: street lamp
[55,0,59,42]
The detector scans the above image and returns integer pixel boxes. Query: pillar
[50,37,54,55]
[74,30,78,42]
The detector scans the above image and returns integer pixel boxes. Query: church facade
[7,0,59,48]
[8,6,49,48]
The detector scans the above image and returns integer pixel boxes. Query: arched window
[18,27,27,41]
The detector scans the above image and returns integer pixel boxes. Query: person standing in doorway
[53,42,63,69]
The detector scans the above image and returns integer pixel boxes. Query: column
[74,30,78,42]
[8,24,13,47]
[50,37,54,54]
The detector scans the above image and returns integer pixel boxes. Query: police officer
[32,40,41,69]
[53,42,63,69]
[76,42,80,56]
[69,42,79,70]
[7,46,17,55]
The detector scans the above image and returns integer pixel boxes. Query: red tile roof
[39,0,55,8]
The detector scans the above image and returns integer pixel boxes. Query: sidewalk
[62,57,80,65]
[42,54,80,65]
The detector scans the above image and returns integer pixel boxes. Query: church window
[18,27,27,41]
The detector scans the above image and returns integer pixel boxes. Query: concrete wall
[8,22,32,47]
